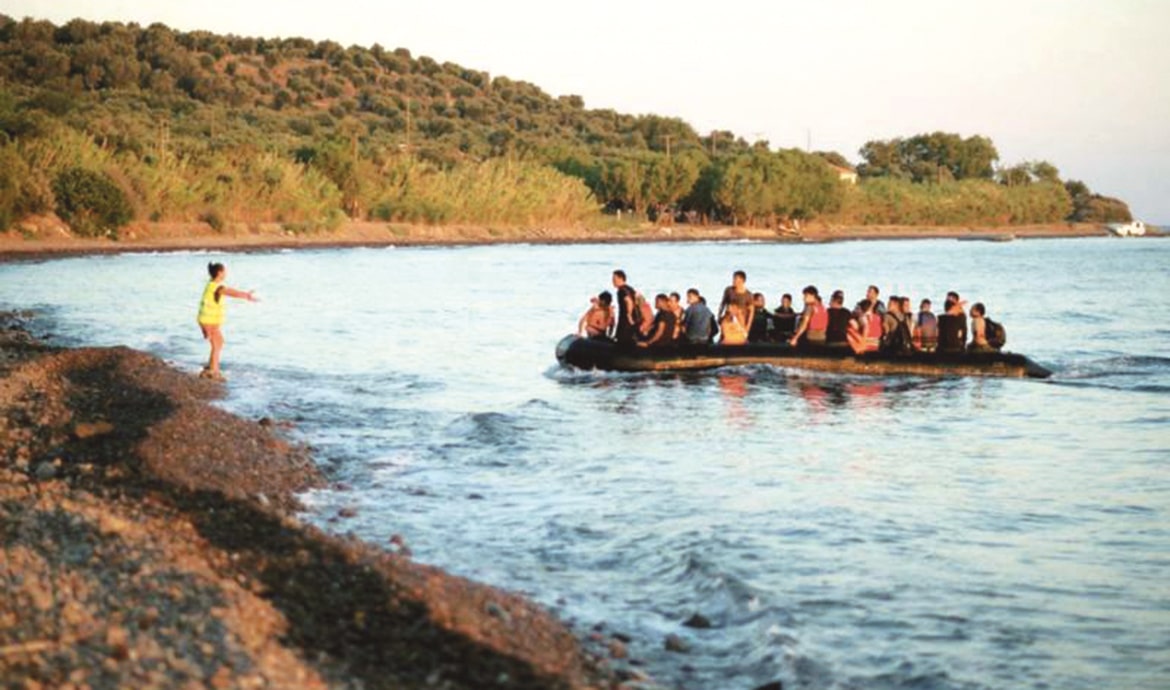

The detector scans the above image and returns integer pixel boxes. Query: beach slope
[0,315,603,689]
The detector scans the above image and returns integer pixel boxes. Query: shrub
[52,167,134,237]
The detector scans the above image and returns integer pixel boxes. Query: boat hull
[555,335,1053,379]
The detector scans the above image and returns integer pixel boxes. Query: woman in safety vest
[197,262,258,381]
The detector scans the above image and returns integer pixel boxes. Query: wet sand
[0,219,1117,262]
[0,313,627,689]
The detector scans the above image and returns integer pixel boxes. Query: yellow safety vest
[197,280,225,325]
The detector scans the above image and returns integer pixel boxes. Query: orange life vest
[809,303,828,332]
[863,312,883,351]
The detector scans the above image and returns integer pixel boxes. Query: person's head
[753,292,765,308]
[970,302,985,318]
[612,269,627,287]
[781,293,792,307]
[732,270,747,289]
[669,291,681,306]
[946,291,960,303]
[207,262,225,281]
[830,290,844,307]
[901,296,912,312]
[944,298,956,314]
[920,298,932,313]
[858,299,873,313]
[686,288,701,305]
[802,285,819,305]
[867,285,880,301]
[888,297,901,315]
[655,293,669,309]
[597,291,613,307]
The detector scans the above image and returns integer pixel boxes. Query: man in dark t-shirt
[748,293,776,342]
[826,290,852,345]
[937,295,968,353]
[639,294,678,348]
[611,269,638,344]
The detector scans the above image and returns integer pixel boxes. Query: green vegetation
[0,15,1133,234]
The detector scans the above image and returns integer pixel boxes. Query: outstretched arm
[789,310,809,345]
[221,286,259,302]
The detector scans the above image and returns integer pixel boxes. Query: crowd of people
[578,269,1006,355]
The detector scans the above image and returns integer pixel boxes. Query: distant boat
[1106,221,1146,237]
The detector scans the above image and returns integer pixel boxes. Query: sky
[3,0,1169,221]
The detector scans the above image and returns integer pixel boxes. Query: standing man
[611,269,638,345]
[719,270,755,337]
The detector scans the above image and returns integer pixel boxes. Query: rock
[753,682,783,690]
[74,421,115,440]
[664,633,691,653]
[607,639,628,659]
[683,613,712,629]
[485,601,511,624]
[33,461,57,481]
[258,417,274,427]
[338,507,357,518]
[467,493,485,500]
[614,667,648,682]
[611,631,632,643]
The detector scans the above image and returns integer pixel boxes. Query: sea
[3,237,1168,690]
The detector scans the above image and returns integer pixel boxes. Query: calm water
[3,238,1169,690]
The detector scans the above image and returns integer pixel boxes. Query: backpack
[882,315,913,353]
[985,318,1006,349]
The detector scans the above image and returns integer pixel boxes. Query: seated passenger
[936,295,968,353]
[669,291,685,340]
[720,303,749,345]
[634,292,655,338]
[826,290,852,347]
[638,294,679,348]
[749,293,777,342]
[855,284,886,317]
[881,296,912,353]
[577,291,614,339]
[846,299,883,354]
[789,286,828,347]
[681,288,716,344]
[968,302,998,352]
[773,293,797,341]
[913,298,939,352]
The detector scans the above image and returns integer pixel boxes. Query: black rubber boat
[556,335,1053,379]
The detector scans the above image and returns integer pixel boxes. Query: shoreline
[0,312,633,689]
[0,219,1136,262]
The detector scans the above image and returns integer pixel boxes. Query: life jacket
[197,280,225,325]
[809,303,828,333]
[863,312,882,351]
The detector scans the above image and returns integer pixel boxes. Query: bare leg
[209,328,225,374]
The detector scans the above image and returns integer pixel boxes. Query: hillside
[0,15,1134,237]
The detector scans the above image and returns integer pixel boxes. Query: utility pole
[709,131,717,156]
[662,134,673,163]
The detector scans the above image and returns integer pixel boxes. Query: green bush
[52,167,134,237]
